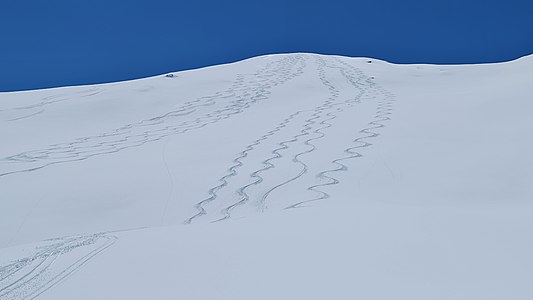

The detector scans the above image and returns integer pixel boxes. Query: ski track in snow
[0,55,307,299]
[0,233,117,300]
[0,54,398,299]
[184,57,309,224]
[184,110,308,224]
[251,57,345,215]
[251,57,378,212]
[185,54,394,222]
[286,58,395,209]
[0,56,306,178]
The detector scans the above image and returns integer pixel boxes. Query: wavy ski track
[0,55,306,179]
[213,108,321,222]
[184,55,311,224]
[209,56,370,221]
[0,233,117,300]
[256,57,355,212]
[206,58,332,222]
[286,58,395,209]
[184,109,309,224]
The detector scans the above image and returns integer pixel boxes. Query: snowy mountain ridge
[1,53,532,299]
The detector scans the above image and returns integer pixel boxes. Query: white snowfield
[0,53,532,299]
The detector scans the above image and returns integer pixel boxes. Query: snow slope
[1,53,532,299]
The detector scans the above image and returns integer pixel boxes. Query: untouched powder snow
[1,53,532,299]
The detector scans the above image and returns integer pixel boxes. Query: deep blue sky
[1,0,532,91]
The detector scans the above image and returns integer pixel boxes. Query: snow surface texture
[0,53,532,299]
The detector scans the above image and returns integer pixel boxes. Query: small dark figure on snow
[367,60,372,64]
[165,74,176,78]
